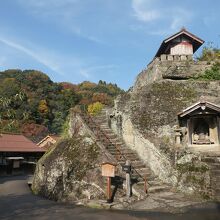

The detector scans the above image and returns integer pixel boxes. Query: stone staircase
[201,154,220,201]
[80,109,171,198]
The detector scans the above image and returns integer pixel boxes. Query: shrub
[195,62,220,80]
[87,102,103,116]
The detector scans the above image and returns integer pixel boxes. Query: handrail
[79,111,149,191]
[81,112,126,161]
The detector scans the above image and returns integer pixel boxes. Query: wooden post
[144,175,147,193]
[107,177,111,203]
[101,162,116,203]
[125,160,131,198]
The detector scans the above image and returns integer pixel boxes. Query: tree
[87,102,103,115]
[92,93,112,105]
[38,100,49,115]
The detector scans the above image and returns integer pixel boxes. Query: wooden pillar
[107,177,111,203]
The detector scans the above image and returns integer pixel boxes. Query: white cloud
[0,36,64,75]
[0,35,116,81]
[132,0,160,22]
[131,0,193,35]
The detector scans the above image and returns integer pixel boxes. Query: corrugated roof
[0,134,45,152]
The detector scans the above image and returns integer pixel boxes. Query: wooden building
[177,101,220,151]
[37,135,60,151]
[0,133,45,175]
[155,28,204,58]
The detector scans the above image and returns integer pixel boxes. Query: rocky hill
[107,54,220,199]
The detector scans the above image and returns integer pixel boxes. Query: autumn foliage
[87,102,103,115]
[0,70,123,136]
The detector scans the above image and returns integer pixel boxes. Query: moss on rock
[131,81,197,133]
[32,137,105,202]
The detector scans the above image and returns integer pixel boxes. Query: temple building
[177,101,220,151]
[155,28,204,60]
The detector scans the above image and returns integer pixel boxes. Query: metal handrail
[80,111,149,191]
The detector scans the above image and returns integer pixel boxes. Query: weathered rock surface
[134,58,213,90]
[108,60,220,199]
[32,112,125,203]
[32,137,106,202]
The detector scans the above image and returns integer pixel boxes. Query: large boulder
[32,137,106,202]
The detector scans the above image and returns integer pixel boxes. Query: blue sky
[0,0,220,90]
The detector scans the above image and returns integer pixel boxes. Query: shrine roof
[178,101,220,118]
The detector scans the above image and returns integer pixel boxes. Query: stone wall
[133,58,213,92]
[109,109,177,185]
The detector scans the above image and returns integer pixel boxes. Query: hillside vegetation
[0,69,123,138]
[196,46,220,80]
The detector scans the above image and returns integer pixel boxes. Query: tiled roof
[0,133,45,152]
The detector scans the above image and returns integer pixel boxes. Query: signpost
[101,162,116,203]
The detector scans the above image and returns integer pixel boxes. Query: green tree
[87,102,103,115]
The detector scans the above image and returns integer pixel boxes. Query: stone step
[106,148,128,153]
[119,157,144,164]
[131,160,146,167]
[137,179,163,188]
[133,172,151,179]
[211,186,220,191]
[106,137,121,142]
[117,155,141,161]
[213,189,220,194]
[82,111,171,196]
[93,116,107,120]
[100,129,115,134]
[210,170,220,175]
[106,143,128,147]
[209,163,220,169]
[108,148,137,154]
[109,150,139,160]
[133,166,151,172]
[132,171,152,179]
[147,185,171,193]
[94,121,108,125]
[134,175,156,182]
[202,157,217,163]
[100,125,112,129]
[100,124,110,128]
[211,178,220,183]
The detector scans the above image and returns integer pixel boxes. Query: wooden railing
[80,111,149,193]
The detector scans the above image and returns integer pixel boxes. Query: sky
[0,0,220,90]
